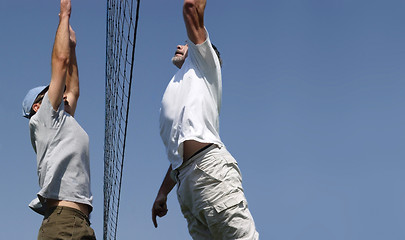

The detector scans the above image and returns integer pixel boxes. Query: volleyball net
[103,0,140,239]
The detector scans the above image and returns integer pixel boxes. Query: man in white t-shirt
[152,0,259,239]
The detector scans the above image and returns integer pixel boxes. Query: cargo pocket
[195,155,238,183]
[212,196,244,214]
[207,196,246,238]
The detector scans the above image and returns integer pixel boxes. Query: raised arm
[183,0,207,44]
[48,0,78,115]
[64,25,80,116]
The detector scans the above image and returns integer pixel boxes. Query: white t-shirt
[159,30,224,170]
[29,92,93,215]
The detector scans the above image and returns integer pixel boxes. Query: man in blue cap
[22,86,49,118]
[22,0,95,239]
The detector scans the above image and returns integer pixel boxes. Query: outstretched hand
[152,193,168,228]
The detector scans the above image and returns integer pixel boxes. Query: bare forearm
[49,6,71,109]
[183,0,207,44]
[157,165,176,197]
[66,46,79,95]
[65,44,79,114]
[52,15,70,85]
[152,165,175,227]
[66,23,79,96]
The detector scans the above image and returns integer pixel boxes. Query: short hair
[211,44,223,67]
[28,93,45,118]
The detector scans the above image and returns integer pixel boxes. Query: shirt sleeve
[187,29,221,78]
[34,92,65,128]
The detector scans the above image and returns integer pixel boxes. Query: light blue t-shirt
[29,92,93,215]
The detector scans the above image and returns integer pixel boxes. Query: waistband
[188,143,214,160]
[171,144,219,182]
[44,206,91,225]
[181,144,218,170]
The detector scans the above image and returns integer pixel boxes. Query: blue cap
[22,86,49,118]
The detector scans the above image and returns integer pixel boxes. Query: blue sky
[1,0,405,239]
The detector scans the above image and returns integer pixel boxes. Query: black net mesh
[103,0,140,239]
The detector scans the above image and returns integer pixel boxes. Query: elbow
[66,86,80,100]
[73,89,80,99]
[52,46,70,66]
[183,0,197,8]
[52,50,70,67]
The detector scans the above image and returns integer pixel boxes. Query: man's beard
[172,55,185,68]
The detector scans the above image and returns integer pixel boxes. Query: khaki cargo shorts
[174,145,259,240]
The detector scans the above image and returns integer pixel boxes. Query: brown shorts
[38,206,96,240]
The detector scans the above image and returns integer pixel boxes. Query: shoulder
[35,92,66,126]
[188,29,220,71]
